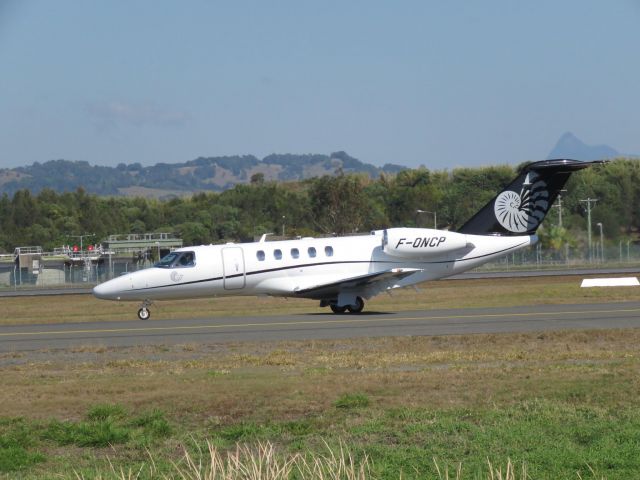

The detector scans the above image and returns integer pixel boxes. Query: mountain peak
[547,132,619,160]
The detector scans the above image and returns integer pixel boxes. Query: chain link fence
[0,255,154,290]
[1,244,639,291]
[477,242,640,272]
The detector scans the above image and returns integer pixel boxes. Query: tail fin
[457,159,604,236]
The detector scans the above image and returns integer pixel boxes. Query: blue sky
[1,1,638,170]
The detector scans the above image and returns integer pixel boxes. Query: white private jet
[93,159,602,319]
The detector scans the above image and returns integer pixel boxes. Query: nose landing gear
[137,300,153,320]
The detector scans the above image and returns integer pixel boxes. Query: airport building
[0,232,183,288]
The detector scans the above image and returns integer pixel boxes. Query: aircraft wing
[293,268,421,299]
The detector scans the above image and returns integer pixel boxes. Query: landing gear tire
[346,297,365,314]
[330,304,347,314]
[137,307,150,320]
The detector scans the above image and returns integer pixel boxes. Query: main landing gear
[329,296,364,314]
[137,300,153,320]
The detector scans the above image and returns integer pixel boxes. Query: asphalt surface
[0,287,92,297]
[1,301,639,353]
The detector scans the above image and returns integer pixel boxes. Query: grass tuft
[43,418,130,447]
[0,419,44,473]
[0,439,44,473]
[171,440,369,480]
[334,393,371,410]
[129,409,172,441]
[41,404,171,448]
[87,403,127,422]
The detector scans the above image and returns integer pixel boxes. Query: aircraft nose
[92,280,121,300]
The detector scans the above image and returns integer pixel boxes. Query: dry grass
[1,328,639,422]
[1,275,639,325]
[1,274,638,477]
[72,440,535,480]
[171,440,369,480]
[0,325,633,478]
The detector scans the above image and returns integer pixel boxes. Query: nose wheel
[137,300,153,320]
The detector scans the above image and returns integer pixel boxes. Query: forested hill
[1,158,639,254]
[0,152,405,198]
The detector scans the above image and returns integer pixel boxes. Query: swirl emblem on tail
[494,174,549,233]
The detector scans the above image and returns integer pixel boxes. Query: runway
[1,301,640,353]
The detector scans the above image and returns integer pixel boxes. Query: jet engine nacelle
[383,228,470,258]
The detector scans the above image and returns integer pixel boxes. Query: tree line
[0,159,638,255]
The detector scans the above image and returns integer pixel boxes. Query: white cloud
[86,101,190,130]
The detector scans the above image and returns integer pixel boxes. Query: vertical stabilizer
[457,159,604,236]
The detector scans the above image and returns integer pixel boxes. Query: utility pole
[551,190,567,227]
[579,198,597,263]
[416,209,437,229]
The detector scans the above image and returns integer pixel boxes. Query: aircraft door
[221,247,246,290]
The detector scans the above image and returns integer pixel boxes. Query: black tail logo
[493,172,549,233]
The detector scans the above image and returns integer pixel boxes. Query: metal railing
[1,244,638,291]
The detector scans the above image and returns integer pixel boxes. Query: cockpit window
[155,251,196,268]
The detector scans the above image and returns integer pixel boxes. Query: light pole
[596,222,603,263]
[282,216,286,237]
[579,198,597,263]
[619,240,623,263]
[416,209,437,229]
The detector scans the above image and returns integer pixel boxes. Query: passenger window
[257,250,265,261]
[308,247,316,258]
[325,246,333,257]
[274,249,283,260]
[291,248,299,259]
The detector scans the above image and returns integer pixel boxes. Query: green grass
[183,400,638,479]
[347,402,640,479]
[0,406,172,474]
[86,403,127,422]
[2,328,640,478]
[334,393,371,410]
[0,419,44,473]
[43,418,131,447]
[3,400,636,478]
